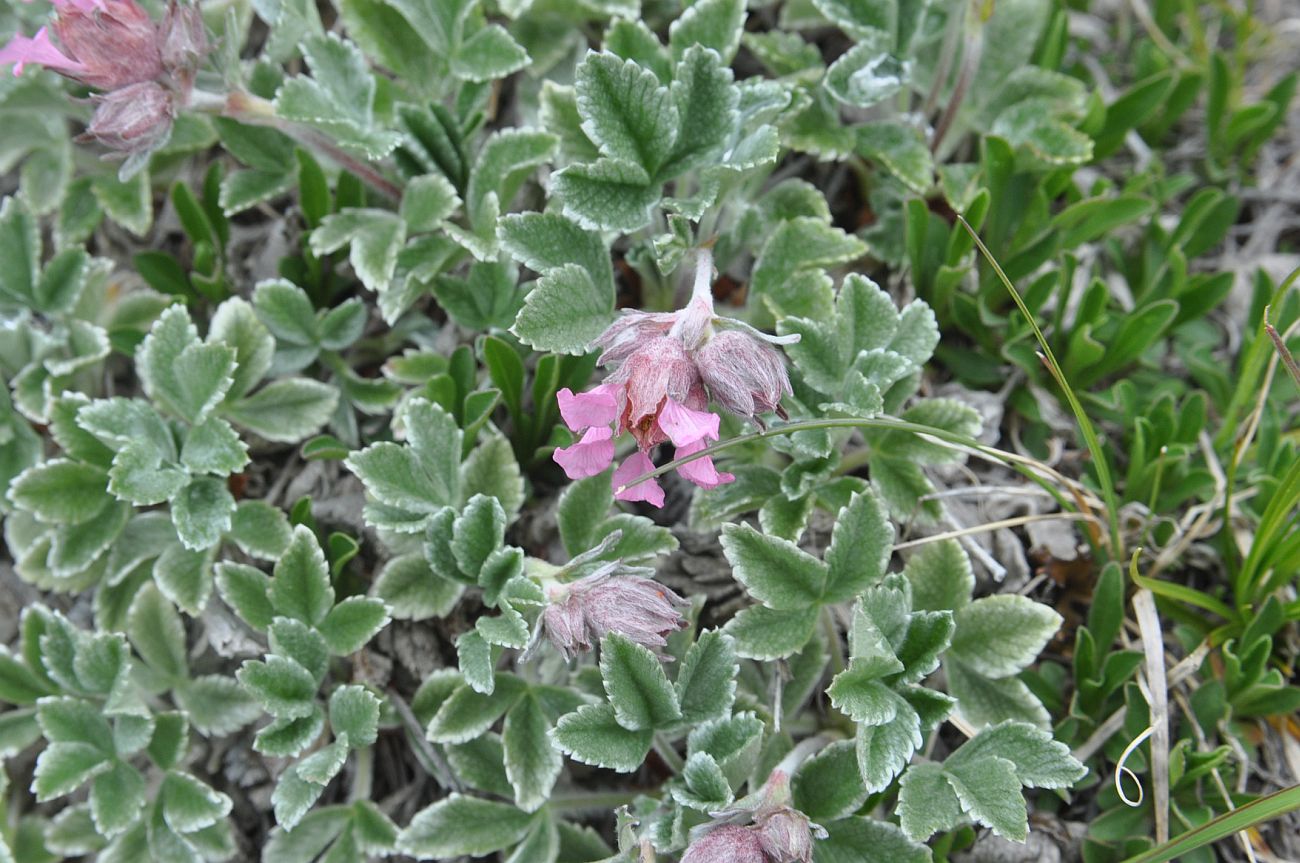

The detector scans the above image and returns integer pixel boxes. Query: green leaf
[556,472,614,556]
[253,279,320,346]
[38,697,115,751]
[318,597,390,656]
[108,445,187,507]
[180,418,249,476]
[229,500,293,560]
[576,52,678,174]
[161,771,231,834]
[674,630,738,725]
[720,523,827,610]
[8,460,110,525]
[792,740,868,822]
[826,42,907,110]
[225,378,339,443]
[829,667,900,725]
[551,702,653,773]
[669,0,745,63]
[269,618,330,684]
[503,692,562,812]
[903,539,972,613]
[329,685,381,747]
[600,633,682,731]
[398,794,534,858]
[816,816,933,863]
[138,307,237,424]
[497,212,613,294]
[512,263,614,355]
[947,720,1085,789]
[944,755,1027,841]
[274,34,403,159]
[552,158,660,232]
[947,659,1051,730]
[451,24,530,82]
[663,46,739,175]
[147,712,189,771]
[209,297,275,402]
[751,217,866,318]
[460,434,525,517]
[254,708,325,758]
[856,120,933,194]
[311,209,406,297]
[273,771,328,832]
[371,553,463,621]
[215,562,275,630]
[352,799,399,855]
[175,675,261,736]
[171,477,237,551]
[674,751,733,810]
[724,604,819,659]
[0,196,40,311]
[855,698,922,793]
[32,742,111,801]
[127,584,187,682]
[426,676,527,745]
[465,129,557,230]
[897,760,963,842]
[90,761,146,837]
[823,489,894,602]
[451,494,507,580]
[432,260,525,332]
[269,526,335,627]
[236,655,319,719]
[950,595,1061,678]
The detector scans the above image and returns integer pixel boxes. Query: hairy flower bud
[159,1,206,92]
[681,825,770,863]
[51,0,164,90]
[755,808,817,863]
[540,566,688,660]
[79,80,174,154]
[696,329,792,425]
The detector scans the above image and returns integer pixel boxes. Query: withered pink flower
[552,250,798,505]
[681,825,769,863]
[682,770,825,863]
[754,808,817,863]
[538,564,688,661]
[1,0,208,160]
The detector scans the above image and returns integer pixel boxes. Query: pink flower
[682,770,825,863]
[552,426,616,480]
[551,249,798,505]
[538,565,688,660]
[1,0,208,159]
[50,0,164,90]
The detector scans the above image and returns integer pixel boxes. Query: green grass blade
[1120,783,1300,863]
[958,215,1123,559]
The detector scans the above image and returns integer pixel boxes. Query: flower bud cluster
[553,250,799,506]
[1,0,207,157]
[680,771,824,863]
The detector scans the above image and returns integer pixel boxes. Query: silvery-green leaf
[450,24,530,82]
[208,297,275,402]
[126,583,187,682]
[153,543,215,616]
[161,771,231,834]
[224,378,338,443]
[466,130,557,231]
[950,596,1061,679]
[329,685,381,747]
[310,209,406,297]
[605,18,671,84]
[600,633,682,731]
[552,158,660,232]
[812,0,896,40]
[944,755,1027,841]
[668,0,745,63]
[236,655,318,720]
[318,597,390,656]
[720,522,827,610]
[897,760,963,842]
[90,762,145,838]
[503,692,561,812]
[825,41,908,109]
[792,739,868,822]
[171,477,236,552]
[723,604,819,660]
[551,703,652,773]
[400,174,462,234]
[751,217,866,319]
[371,553,463,621]
[511,263,614,355]
[397,794,534,858]
[673,630,737,726]
[673,751,732,810]
[180,418,248,476]
[269,526,335,627]
[576,52,678,174]
[663,46,738,176]
[856,120,933,194]
[229,500,292,561]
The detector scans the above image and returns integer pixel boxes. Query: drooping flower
[537,564,688,661]
[0,0,208,160]
[552,249,798,504]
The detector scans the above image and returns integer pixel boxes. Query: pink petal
[557,384,619,432]
[0,27,86,77]
[612,452,665,507]
[552,426,615,479]
[673,438,734,490]
[657,398,720,447]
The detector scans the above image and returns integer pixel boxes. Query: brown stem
[1264,305,1300,391]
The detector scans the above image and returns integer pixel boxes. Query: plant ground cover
[0,0,1297,861]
